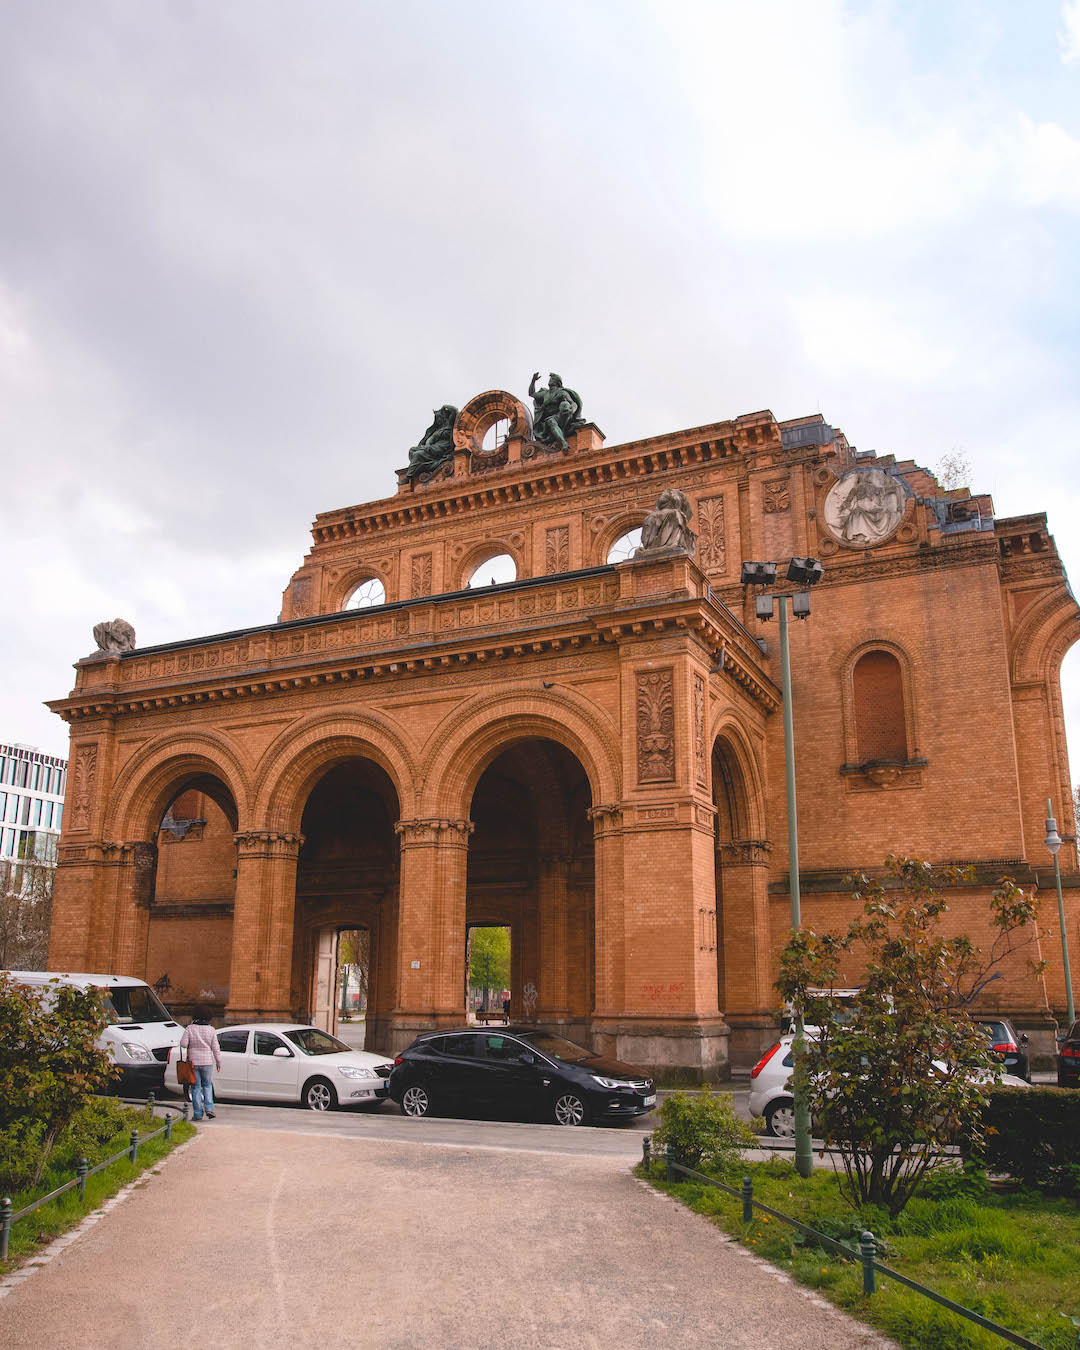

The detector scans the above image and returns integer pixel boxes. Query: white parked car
[165,1023,394,1111]
[749,1034,1029,1138]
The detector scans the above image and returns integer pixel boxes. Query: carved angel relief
[637,669,675,783]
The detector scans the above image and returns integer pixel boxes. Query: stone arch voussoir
[253,711,420,832]
[709,711,767,841]
[1011,586,1080,685]
[103,730,252,843]
[419,689,621,820]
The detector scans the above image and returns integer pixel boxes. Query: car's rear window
[979,1022,1010,1043]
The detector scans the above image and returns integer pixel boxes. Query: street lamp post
[740,557,822,1180]
[1044,799,1075,1028]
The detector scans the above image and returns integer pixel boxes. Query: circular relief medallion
[822,469,907,548]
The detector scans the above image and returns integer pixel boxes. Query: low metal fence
[644,1138,1063,1350]
[1,1095,186,1261]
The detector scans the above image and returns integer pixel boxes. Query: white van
[5,971,184,1096]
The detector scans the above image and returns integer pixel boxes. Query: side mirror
[273,1046,292,1058]
[519,1051,536,1066]
[1020,1033,1029,1044]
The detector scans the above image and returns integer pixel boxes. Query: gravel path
[0,1125,895,1349]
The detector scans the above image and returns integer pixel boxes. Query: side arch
[252,710,420,832]
[419,688,621,820]
[708,710,768,840]
[593,510,650,567]
[331,562,391,611]
[103,730,252,842]
[453,538,525,591]
[1011,586,1080,685]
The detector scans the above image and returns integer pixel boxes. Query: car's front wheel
[764,1098,796,1139]
[401,1084,433,1117]
[553,1092,589,1127]
[303,1077,338,1112]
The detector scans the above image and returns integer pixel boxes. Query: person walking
[180,1006,222,1121]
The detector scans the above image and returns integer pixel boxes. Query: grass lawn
[642,1156,1080,1350]
[1,1103,196,1275]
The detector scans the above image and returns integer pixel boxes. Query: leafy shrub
[915,1160,990,1202]
[650,1086,756,1173]
[974,1084,1080,1195]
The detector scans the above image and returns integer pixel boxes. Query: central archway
[294,758,400,1051]
[467,739,594,1039]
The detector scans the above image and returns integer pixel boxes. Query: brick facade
[46,391,1080,1074]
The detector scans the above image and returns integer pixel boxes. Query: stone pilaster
[716,837,776,1065]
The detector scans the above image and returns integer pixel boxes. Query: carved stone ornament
[394,818,475,845]
[823,470,906,548]
[636,490,697,557]
[697,495,726,571]
[763,479,790,514]
[545,525,570,574]
[90,618,136,656]
[453,390,533,455]
[637,668,676,783]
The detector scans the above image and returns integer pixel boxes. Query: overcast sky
[4,1,1080,813]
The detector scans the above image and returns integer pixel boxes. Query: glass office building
[0,742,67,865]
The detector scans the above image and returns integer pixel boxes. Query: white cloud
[1061,0,1080,63]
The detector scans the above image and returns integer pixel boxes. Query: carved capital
[717,838,772,866]
[586,803,624,837]
[394,818,475,846]
[234,830,305,858]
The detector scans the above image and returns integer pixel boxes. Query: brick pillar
[48,844,103,972]
[390,818,473,1052]
[536,853,571,1023]
[587,804,624,1020]
[227,831,303,1022]
[94,841,157,976]
[717,839,776,1066]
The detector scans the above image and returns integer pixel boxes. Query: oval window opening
[467,554,517,588]
[606,529,642,564]
[343,578,386,610]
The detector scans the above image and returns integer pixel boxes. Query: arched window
[852,650,907,762]
[343,578,386,610]
[606,529,641,563]
[467,554,517,588]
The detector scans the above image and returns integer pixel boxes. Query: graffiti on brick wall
[697,495,726,571]
[637,668,675,783]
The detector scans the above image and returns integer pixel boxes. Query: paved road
[0,1124,891,1350]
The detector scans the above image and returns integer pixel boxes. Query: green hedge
[976,1085,1080,1194]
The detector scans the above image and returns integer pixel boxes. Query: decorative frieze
[693,673,707,788]
[697,495,726,572]
[394,818,475,846]
[717,839,772,865]
[233,831,305,857]
[637,668,675,783]
[70,744,98,832]
[545,525,570,574]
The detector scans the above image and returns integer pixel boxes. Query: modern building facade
[45,387,1080,1073]
[1,741,67,866]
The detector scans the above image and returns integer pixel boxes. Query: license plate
[643,1094,656,1107]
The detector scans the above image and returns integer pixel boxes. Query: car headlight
[591,1075,631,1089]
[121,1042,153,1062]
[337,1066,378,1079]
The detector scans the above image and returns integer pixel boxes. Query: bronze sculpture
[405,405,459,480]
[528,372,586,451]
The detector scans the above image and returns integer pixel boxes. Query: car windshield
[95,985,171,1024]
[515,1032,594,1063]
[284,1029,351,1056]
[979,1022,1010,1042]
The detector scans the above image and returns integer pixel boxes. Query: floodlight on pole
[1045,799,1075,1027]
[755,594,775,622]
[741,561,778,586]
[786,557,823,588]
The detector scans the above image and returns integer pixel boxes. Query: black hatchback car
[389,1028,656,1126]
[978,1018,1031,1082]
[1057,1020,1080,1088]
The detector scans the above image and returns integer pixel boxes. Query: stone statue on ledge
[528,372,586,451]
[91,618,136,655]
[636,489,697,556]
[404,404,458,480]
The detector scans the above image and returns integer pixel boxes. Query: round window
[343,578,386,610]
[606,529,642,564]
[467,554,517,588]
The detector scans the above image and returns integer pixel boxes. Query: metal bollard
[128,1130,139,1165]
[860,1231,877,1296]
[742,1175,754,1224]
[642,1136,651,1169]
[147,1091,155,1113]
[77,1157,88,1198]
[182,1101,190,1122]
[165,1113,173,1141]
[665,1143,676,1183]
[0,1196,11,1261]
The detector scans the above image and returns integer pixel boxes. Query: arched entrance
[467,739,594,1040]
[142,772,239,1020]
[294,759,400,1052]
[711,731,774,1066]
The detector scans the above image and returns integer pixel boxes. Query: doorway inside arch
[466,739,594,1040]
[295,759,399,1053]
[466,924,511,1021]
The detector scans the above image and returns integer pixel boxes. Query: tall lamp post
[1044,799,1075,1028]
[740,556,823,1180]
